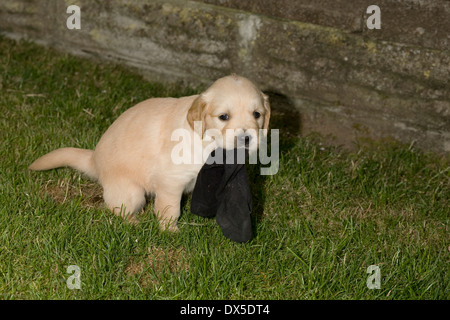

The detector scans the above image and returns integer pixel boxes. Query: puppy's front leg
[154,187,183,232]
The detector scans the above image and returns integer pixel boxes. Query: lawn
[0,36,448,299]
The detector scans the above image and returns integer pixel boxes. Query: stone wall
[1,0,449,152]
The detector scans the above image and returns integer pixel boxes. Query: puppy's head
[187,74,270,152]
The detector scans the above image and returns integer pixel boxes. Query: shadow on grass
[247,91,302,238]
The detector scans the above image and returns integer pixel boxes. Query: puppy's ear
[262,93,271,133]
[187,95,207,136]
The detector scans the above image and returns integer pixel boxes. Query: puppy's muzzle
[236,131,255,149]
[238,134,252,147]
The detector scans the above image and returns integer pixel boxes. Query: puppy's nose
[238,134,252,147]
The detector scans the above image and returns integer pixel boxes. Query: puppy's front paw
[125,214,140,225]
[159,220,180,233]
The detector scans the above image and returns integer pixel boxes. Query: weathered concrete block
[0,0,448,152]
[198,0,450,51]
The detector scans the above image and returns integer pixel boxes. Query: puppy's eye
[253,111,261,119]
[219,114,229,121]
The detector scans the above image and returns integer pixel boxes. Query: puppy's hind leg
[102,179,146,223]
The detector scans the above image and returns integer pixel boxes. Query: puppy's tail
[29,148,97,179]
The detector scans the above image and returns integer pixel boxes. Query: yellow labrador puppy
[29,75,270,231]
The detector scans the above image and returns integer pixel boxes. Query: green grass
[0,37,448,299]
